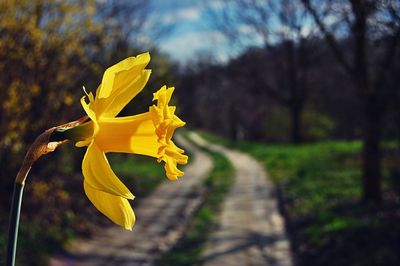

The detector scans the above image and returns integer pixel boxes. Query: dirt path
[49,134,213,266]
[188,132,292,266]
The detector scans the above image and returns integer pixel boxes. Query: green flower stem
[6,181,25,266]
[59,121,93,142]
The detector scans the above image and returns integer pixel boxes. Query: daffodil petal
[84,181,135,230]
[98,69,151,118]
[97,52,150,99]
[82,142,134,199]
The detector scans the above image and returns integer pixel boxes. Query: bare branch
[302,0,354,74]
[375,27,400,90]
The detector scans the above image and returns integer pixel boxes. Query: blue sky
[147,1,316,64]
[148,0,241,64]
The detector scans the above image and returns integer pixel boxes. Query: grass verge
[198,131,400,266]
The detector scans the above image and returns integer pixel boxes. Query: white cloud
[237,24,254,35]
[206,0,224,10]
[159,31,229,63]
[160,7,202,25]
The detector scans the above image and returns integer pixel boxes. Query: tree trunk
[351,0,382,202]
[228,104,238,141]
[362,94,382,202]
[286,40,303,144]
[290,104,302,144]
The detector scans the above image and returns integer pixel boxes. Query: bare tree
[204,0,318,143]
[302,0,400,202]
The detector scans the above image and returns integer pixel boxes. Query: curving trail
[50,132,292,266]
[188,132,292,266]
[49,134,213,266]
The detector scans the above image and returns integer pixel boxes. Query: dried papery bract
[15,117,88,184]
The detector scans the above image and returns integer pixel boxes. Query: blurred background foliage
[1,0,400,265]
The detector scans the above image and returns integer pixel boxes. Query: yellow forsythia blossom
[71,53,188,230]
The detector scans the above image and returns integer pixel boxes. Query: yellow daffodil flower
[68,53,188,230]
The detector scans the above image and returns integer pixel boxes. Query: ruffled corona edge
[150,86,188,180]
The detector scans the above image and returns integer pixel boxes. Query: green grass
[159,141,233,266]
[109,154,165,199]
[199,131,400,266]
